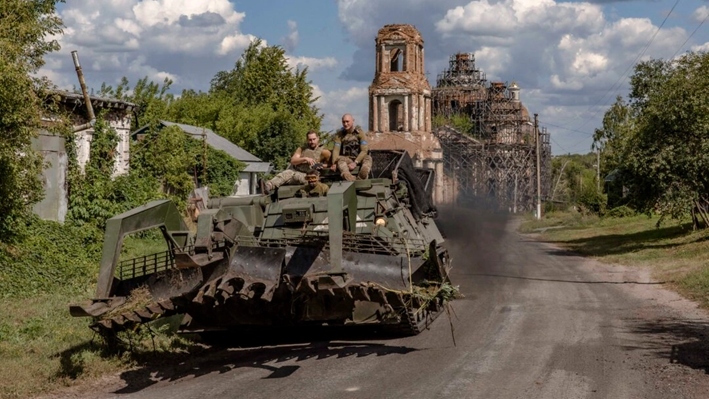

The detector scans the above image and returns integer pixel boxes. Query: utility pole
[596,147,601,192]
[535,114,541,220]
[513,173,518,214]
[202,128,208,186]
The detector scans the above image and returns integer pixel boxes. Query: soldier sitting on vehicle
[331,113,372,181]
[297,169,329,197]
[261,130,331,195]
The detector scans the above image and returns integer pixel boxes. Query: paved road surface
[54,207,709,398]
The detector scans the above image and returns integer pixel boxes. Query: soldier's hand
[304,157,316,166]
[330,164,337,171]
[348,162,356,171]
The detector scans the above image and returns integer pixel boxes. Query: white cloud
[42,0,257,91]
[132,0,244,27]
[314,85,369,132]
[282,20,299,52]
[115,18,143,36]
[286,56,338,71]
[691,41,709,52]
[126,55,178,83]
[336,0,704,154]
[694,5,709,22]
[219,33,258,55]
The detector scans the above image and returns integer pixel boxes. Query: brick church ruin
[365,24,445,202]
[366,24,551,210]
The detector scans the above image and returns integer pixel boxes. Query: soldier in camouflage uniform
[331,114,372,181]
[297,169,329,197]
[262,130,331,195]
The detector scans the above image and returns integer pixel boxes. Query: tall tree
[210,39,322,168]
[592,96,634,176]
[0,0,64,240]
[595,52,709,227]
[99,76,174,131]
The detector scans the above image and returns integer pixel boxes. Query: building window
[390,48,404,72]
[389,100,404,131]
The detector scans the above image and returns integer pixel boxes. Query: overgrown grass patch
[677,267,709,305]
[0,217,103,298]
[517,210,600,233]
[0,291,199,398]
[0,293,120,398]
[521,212,709,308]
[0,218,199,398]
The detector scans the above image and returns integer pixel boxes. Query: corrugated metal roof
[159,121,263,162]
[131,120,270,168]
[243,162,273,173]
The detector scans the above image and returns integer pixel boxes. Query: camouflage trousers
[267,169,307,190]
[336,155,372,181]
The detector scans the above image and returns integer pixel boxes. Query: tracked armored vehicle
[70,150,454,340]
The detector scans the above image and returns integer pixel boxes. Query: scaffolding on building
[432,53,552,210]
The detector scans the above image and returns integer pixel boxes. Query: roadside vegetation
[520,210,709,309]
[1,1,707,398]
[0,2,323,397]
[519,49,709,309]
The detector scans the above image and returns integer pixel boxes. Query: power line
[541,120,593,137]
[559,0,680,132]
[670,7,709,59]
[549,135,569,153]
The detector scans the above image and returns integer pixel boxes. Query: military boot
[341,171,356,182]
[357,156,372,180]
[337,158,356,181]
[357,164,370,180]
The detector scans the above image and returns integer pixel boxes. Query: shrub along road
[40,207,709,398]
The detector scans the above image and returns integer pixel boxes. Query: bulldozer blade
[285,248,415,292]
[337,252,414,291]
[69,297,126,317]
[227,246,286,302]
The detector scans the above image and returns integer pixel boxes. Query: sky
[42,0,709,155]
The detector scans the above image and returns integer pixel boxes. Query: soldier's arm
[320,149,332,165]
[331,135,342,163]
[319,183,329,195]
[290,147,306,166]
[354,128,369,164]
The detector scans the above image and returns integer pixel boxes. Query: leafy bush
[0,217,103,298]
[607,205,636,218]
[578,187,607,215]
[184,137,245,197]
[432,113,473,135]
[66,115,164,228]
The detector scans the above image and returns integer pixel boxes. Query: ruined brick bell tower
[367,24,444,202]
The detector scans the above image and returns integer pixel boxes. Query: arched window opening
[390,48,404,72]
[388,100,404,131]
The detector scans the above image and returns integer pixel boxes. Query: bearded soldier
[261,130,331,195]
[331,114,372,181]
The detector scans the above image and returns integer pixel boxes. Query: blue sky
[45,0,709,155]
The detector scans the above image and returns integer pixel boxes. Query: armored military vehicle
[70,149,454,340]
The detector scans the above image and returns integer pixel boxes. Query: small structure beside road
[131,120,272,196]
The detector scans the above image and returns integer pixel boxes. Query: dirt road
[47,207,709,398]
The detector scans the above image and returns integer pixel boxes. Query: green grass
[521,211,709,308]
[3,211,706,397]
[0,291,198,398]
[0,292,120,398]
[119,229,171,261]
[0,221,194,399]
